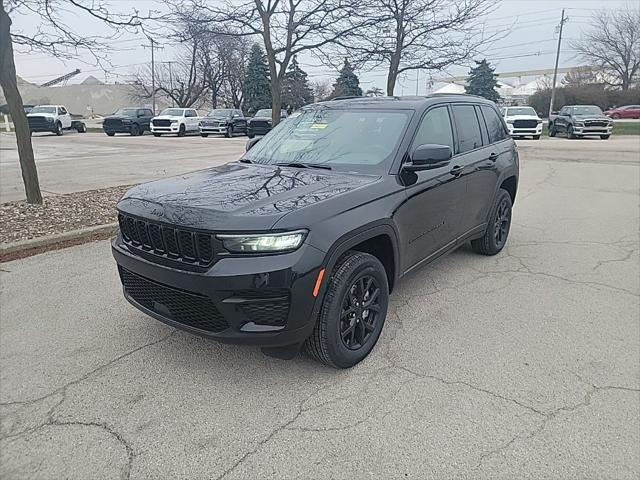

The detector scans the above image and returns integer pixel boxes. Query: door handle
[488,153,498,162]
[450,165,464,176]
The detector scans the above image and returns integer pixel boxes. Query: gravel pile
[0,185,132,244]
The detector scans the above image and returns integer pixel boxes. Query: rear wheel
[200,133,209,138]
[106,131,115,137]
[600,135,610,140]
[471,188,512,256]
[177,124,186,137]
[305,252,389,368]
[130,124,139,136]
[247,133,255,139]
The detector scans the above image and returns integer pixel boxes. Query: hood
[117,162,381,231]
[203,115,231,121]
[573,114,609,121]
[105,114,134,120]
[505,114,539,120]
[152,114,182,120]
[27,112,55,118]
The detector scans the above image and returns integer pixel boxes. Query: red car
[604,105,640,119]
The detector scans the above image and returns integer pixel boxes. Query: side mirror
[246,137,261,151]
[551,111,559,115]
[404,144,452,171]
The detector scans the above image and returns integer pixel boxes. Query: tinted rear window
[452,105,483,153]
[481,106,508,144]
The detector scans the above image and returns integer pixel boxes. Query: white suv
[150,108,200,137]
[501,106,543,140]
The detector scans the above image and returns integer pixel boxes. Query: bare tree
[175,0,363,125]
[572,6,640,90]
[311,80,331,102]
[333,0,496,96]
[0,0,159,204]
[365,86,384,97]
[561,66,603,88]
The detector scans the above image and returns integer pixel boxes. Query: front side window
[452,105,483,153]
[58,107,67,115]
[481,106,508,144]
[243,108,412,172]
[412,106,454,153]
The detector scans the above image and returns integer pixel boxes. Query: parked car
[247,109,288,138]
[604,105,640,119]
[500,106,542,139]
[549,105,613,139]
[199,109,247,138]
[150,108,200,137]
[103,107,154,136]
[27,105,86,135]
[112,95,518,368]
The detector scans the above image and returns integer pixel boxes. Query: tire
[106,131,115,137]
[471,188,513,256]
[177,124,186,137]
[305,252,389,369]
[55,122,63,136]
[567,125,577,139]
[153,133,161,137]
[612,113,620,119]
[600,135,610,140]
[533,135,541,140]
[225,125,233,138]
[200,133,209,138]
[247,133,255,139]
[548,123,556,137]
[130,124,139,136]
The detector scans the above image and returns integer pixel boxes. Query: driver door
[394,105,467,272]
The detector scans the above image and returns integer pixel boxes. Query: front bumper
[112,232,327,346]
[103,125,133,134]
[573,125,613,135]
[151,124,180,133]
[248,125,271,136]
[508,124,543,136]
[200,125,229,134]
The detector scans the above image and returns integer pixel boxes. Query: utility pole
[142,36,159,114]
[415,69,420,96]
[549,9,568,117]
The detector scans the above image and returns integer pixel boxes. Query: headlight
[537,120,543,124]
[506,119,515,124]
[122,119,131,124]
[575,122,584,127]
[170,119,178,124]
[46,117,54,122]
[217,230,307,253]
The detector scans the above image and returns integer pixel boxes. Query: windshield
[159,108,185,116]
[207,109,232,117]
[571,106,603,115]
[30,106,57,114]
[507,107,536,116]
[114,108,138,116]
[254,109,272,117]
[243,108,411,172]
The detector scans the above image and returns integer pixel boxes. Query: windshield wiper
[275,162,332,170]
[239,158,253,164]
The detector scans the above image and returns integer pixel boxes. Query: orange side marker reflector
[312,268,325,297]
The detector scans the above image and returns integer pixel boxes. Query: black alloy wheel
[130,123,139,136]
[471,188,513,256]
[493,196,511,250]
[339,275,381,350]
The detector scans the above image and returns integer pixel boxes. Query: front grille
[250,120,270,129]
[118,213,214,266]
[234,289,290,326]
[202,120,221,127]
[120,267,229,333]
[152,119,172,127]
[104,118,124,128]
[27,116,52,129]
[584,120,608,127]
[513,119,538,128]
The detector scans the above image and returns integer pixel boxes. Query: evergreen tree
[242,43,272,114]
[331,59,362,98]
[282,56,314,112]
[465,59,500,102]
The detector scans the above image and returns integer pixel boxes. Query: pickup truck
[150,108,200,137]
[27,105,86,136]
[103,107,154,136]
[548,105,613,140]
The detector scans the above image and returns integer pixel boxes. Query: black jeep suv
[103,107,154,136]
[112,95,518,368]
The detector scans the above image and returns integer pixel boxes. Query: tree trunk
[386,71,397,97]
[271,77,282,126]
[0,4,42,204]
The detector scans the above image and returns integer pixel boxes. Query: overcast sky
[11,0,634,94]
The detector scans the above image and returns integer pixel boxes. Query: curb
[0,222,118,262]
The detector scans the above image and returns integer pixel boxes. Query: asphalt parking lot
[1,136,639,478]
[0,132,247,202]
